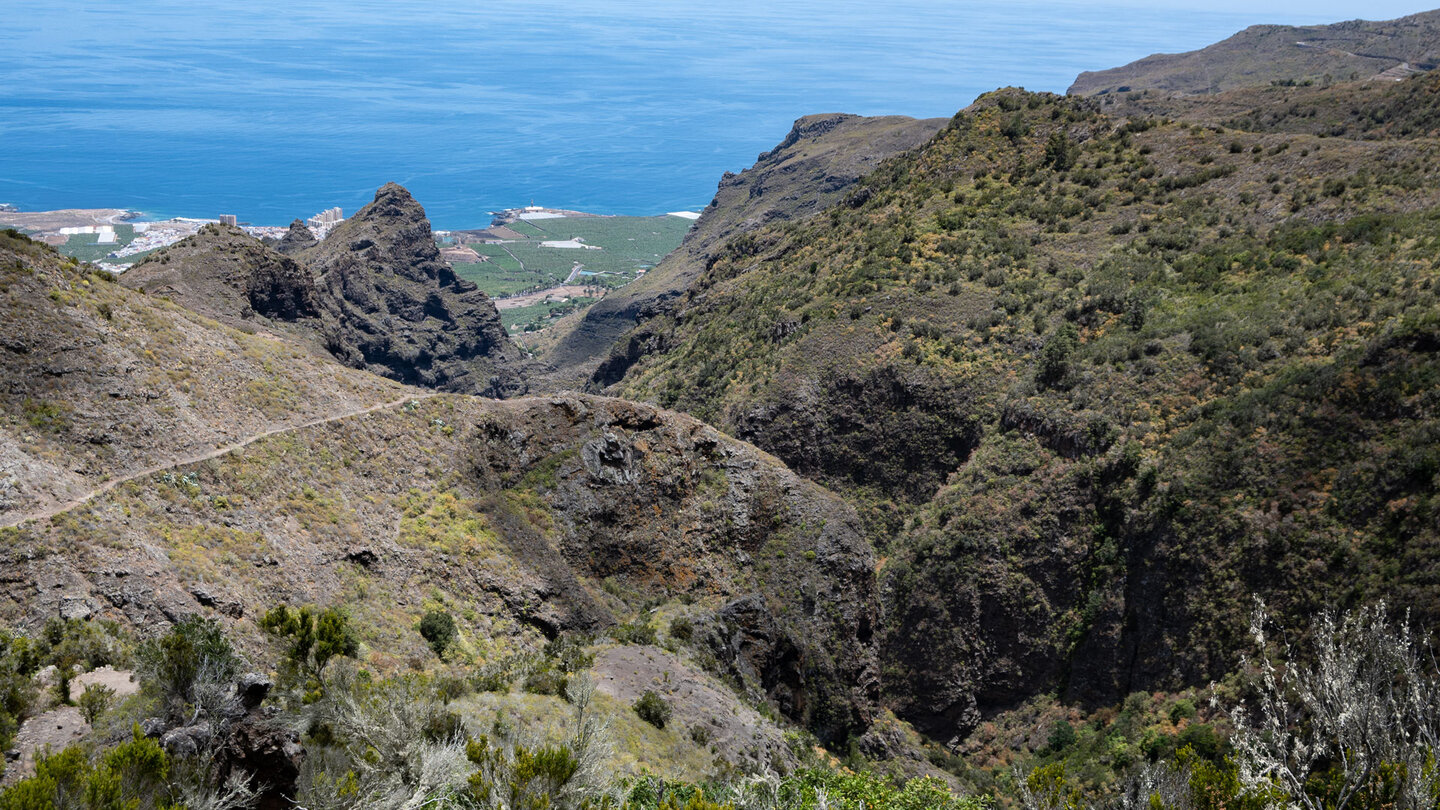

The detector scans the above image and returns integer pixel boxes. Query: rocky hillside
[0,229,407,524]
[121,184,535,398]
[270,218,316,255]
[542,113,945,384]
[1070,9,1440,97]
[596,87,1440,738]
[0,392,880,745]
[121,223,322,325]
[1094,68,1440,142]
[0,233,884,757]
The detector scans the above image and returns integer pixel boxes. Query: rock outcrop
[300,183,531,396]
[122,224,321,323]
[272,219,316,255]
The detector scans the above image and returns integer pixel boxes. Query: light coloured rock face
[73,666,139,698]
[3,706,88,786]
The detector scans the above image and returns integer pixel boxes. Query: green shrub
[1046,719,1077,753]
[77,682,114,724]
[38,618,128,671]
[135,615,241,724]
[543,634,594,674]
[260,604,358,699]
[610,621,658,646]
[472,667,512,694]
[634,691,671,729]
[418,610,457,658]
[1168,698,1197,724]
[0,731,169,810]
[523,666,568,698]
[1036,322,1079,387]
[668,618,694,643]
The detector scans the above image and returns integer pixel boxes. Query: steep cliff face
[299,183,533,397]
[540,113,946,385]
[121,224,321,323]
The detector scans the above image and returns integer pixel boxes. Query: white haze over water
[0,1,1434,228]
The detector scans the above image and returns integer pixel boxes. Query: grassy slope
[541,114,947,381]
[1097,71,1440,142]
[603,88,1440,738]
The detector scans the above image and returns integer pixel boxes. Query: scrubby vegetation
[0,608,985,810]
[602,84,1440,752]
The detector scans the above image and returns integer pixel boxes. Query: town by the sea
[1,0,1432,229]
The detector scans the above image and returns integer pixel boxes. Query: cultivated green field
[500,296,599,332]
[59,224,145,263]
[446,214,690,299]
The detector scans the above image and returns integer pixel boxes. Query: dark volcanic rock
[471,396,881,742]
[273,219,317,255]
[301,183,531,396]
[122,224,321,322]
[221,717,303,810]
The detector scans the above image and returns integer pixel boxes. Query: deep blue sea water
[1,1,1433,229]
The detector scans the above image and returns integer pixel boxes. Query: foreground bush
[135,615,241,725]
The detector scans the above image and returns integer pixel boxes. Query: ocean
[0,1,1430,229]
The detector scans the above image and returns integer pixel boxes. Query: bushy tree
[634,691,672,730]
[1035,322,1078,387]
[418,610,457,659]
[135,615,241,725]
[77,682,114,724]
[260,604,358,701]
[1045,132,1080,171]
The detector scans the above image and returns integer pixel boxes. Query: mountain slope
[1070,9,1440,97]
[0,229,408,523]
[595,88,1440,736]
[0,229,882,750]
[541,113,945,384]
[1094,70,1440,142]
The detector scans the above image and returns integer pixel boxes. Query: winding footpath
[1,393,438,530]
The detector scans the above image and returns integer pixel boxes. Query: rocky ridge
[299,183,533,396]
[541,113,946,385]
[1069,9,1440,97]
[122,223,322,324]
